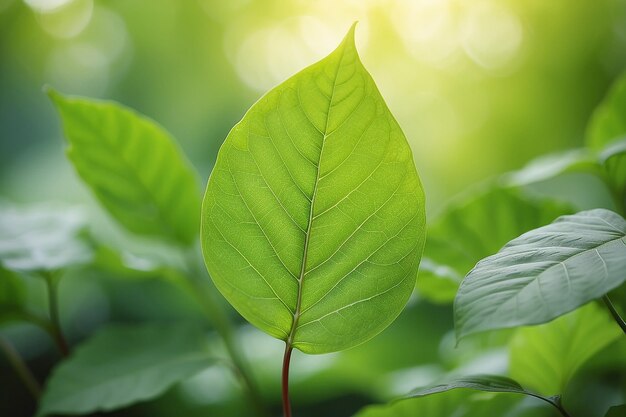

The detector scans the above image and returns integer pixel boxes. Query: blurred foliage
[1,1,626,417]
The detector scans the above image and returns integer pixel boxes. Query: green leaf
[606,404,626,417]
[455,208,626,340]
[0,266,26,323]
[0,203,92,272]
[406,374,566,415]
[352,389,551,417]
[598,137,626,210]
[48,89,202,246]
[509,303,621,396]
[418,187,571,304]
[201,25,425,354]
[587,72,626,150]
[37,323,214,416]
[503,149,601,187]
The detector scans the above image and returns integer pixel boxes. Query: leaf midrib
[286,45,347,347]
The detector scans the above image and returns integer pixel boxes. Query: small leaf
[37,323,214,416]
[503,149,601,187]
[201,25,426,353]
[48,89,202,246]
[353,389,546,417]
[418,187,571,303]
[509,303,620,396]
[455,208,626,340]
[0,203,92,272]
[599,137,626,209]
[406,374,566,415]
[587,72,626,150]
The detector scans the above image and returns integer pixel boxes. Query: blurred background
[1,0,626,416]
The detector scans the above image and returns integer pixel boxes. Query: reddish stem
[282,344,293,417]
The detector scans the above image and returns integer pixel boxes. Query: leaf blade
[201,26,426,353]
[455,208,626,340]
[48,90,202,246]
[37,323,214,416]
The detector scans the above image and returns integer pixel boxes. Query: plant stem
[183,249,266,416]
[282,344,293,417]
[0,336,41,400]
[603,294,626,335]
[43,272,69,357]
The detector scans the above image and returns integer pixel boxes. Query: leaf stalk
[282,344,293,417]
[603,294,626,335]
[0,336,41,400]
[43,272,69,357]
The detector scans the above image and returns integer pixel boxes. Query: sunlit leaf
[509,303,620,396]
[587,72,626,150]
[352,389,552,417]
[418,187,571,303]
[503,149,600,187]
[455,209,626,340]
[48,89,202,246]
[37,323,214,416]
[0,203,92,272]
[201,25,426,353]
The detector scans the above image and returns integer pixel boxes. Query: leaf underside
[48,90,201,246]
[201,26,426,354]
[455,208,626,341]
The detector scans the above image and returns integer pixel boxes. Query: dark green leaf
[201,25,426,353]
[599,137,626,210]
[455,209,626,340]
[48,89,202,246]
[37,323,214,416]
[509,303,620,396]
[605,404,626,417]
[418,187,571,303]
[0,203,92,272]
[0,266,26,324]
[587,72,626,150]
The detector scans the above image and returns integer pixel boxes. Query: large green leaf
[48,89,201,246]
[455,208,626,340]
[0,203,92,272]
[37,323,214,416]
[509,303,621,396]
[587,72,626,150]
[201,26,425,354]
[418,187,571,303]
[406,374,567,415]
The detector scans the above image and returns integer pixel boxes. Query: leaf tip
[43,85,63,105]
[344,21,358,47]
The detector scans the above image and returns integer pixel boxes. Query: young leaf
[37,323,214,416]
[455,208,626,340]
[509,303,620,396]
[418,187,571,303]
[0,203,92,272]
[587,72,626,150]
[47,89,201,246]
[201,25,426,353]
[406,374,568,415]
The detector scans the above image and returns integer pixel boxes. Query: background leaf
[598,137,626,211]
[201,26,426,353]
[418,187,571,303]
[48,90,202,246]
[0,266,26,324]
[587,72,626,151]
[0,203,92,272]
[605,404,626,417]
[455,209,626,340]
[37,323,214,416]
[352,389,554,417]
[509,303,621,396]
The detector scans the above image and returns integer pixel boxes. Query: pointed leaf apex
[343,21,358,48]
